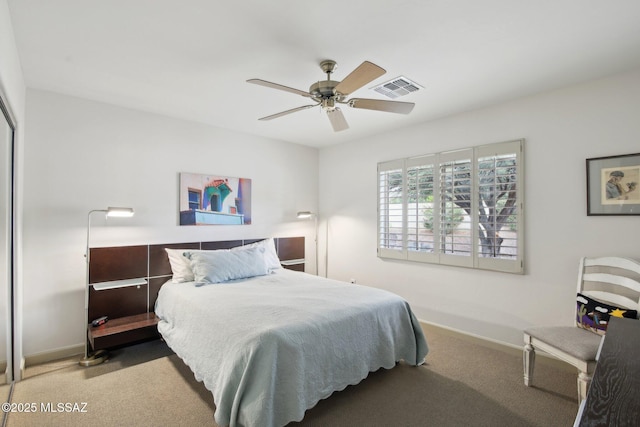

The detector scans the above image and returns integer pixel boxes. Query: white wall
[21,89,319,356]
[319,68,640,346]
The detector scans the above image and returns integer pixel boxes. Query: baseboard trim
[23,344,83,368]
[419,319,577,373]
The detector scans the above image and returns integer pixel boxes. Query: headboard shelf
[92,278,147,291]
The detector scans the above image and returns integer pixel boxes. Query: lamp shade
[106,207,134,217]
[296,211,314,219]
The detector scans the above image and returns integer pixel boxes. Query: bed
[153,238,428,427]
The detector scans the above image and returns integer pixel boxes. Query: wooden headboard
[87,237,305,322]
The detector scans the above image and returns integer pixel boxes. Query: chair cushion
[524,326,602,361]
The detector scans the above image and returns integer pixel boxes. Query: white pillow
[231,238,282,271]
[165,239,282,283]
[165,248,195,283]
[185,247,270,285]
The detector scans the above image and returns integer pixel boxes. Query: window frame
[187,188,202,211]
[377,139,524,274]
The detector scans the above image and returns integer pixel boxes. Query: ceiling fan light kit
[247,60,416,132]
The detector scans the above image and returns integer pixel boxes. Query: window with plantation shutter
[378,160,405,259]
[377,139,524,274]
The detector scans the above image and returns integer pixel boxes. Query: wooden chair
[523,256,640,402]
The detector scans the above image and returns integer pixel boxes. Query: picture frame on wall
[179,172,252,225]
[586,152,640,216]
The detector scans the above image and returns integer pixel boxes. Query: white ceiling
[8,1,640,148]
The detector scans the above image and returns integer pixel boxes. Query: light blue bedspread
[155,269,428,427]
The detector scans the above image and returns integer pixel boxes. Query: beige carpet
[5,324,579,426]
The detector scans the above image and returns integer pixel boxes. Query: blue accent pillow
[185,247,270,286]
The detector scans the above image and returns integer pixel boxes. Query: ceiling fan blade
[326,108,349,132]
[334,61,386,96]
[349,98,415,114]
[258,104,318,121]
[247,79,311,98]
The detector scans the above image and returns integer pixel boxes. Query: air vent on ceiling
[371,76,422,99]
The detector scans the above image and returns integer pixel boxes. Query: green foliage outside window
[420,195,465,234]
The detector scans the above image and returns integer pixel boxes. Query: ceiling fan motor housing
[309,80,344,102]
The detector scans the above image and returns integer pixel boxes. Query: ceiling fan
[247,60,415,132]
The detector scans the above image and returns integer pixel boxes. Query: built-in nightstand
[88,312,159,351]
[86,276,160,356]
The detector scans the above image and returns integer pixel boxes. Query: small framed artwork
[586,152,640,215]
